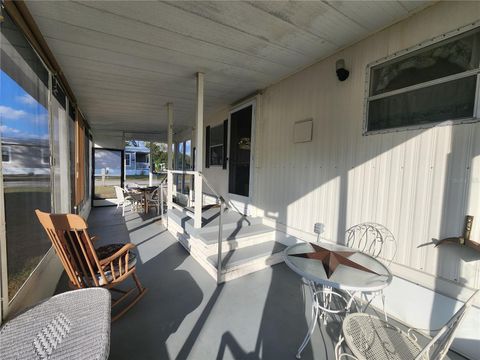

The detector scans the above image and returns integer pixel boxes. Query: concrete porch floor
[56,207,466,360]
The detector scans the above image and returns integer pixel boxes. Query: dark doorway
[228,105,253,197]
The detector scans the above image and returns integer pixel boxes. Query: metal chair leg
[296,299,319,359]
[381,291,388,322]
[296,281,319,359]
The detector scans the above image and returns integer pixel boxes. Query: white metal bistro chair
[336,289,478,360]
[345,223,397,320]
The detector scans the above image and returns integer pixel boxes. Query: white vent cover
[294,119,313,143]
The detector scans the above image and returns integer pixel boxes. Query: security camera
[336,59,350,82]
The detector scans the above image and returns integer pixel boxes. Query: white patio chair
[345,223,397,320]
[114,185,133,216]
[336,290,478,360]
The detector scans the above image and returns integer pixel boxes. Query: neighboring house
[1,137,50,177]
[125,140,150,176]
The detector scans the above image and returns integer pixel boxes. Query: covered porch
[1,1,479,360]
[62,206,466,360]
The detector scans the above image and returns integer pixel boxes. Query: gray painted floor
[56,207,466,360]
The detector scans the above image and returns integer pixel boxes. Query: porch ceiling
[25,1,431,135]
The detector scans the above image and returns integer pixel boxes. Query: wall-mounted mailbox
[294,119,313,143]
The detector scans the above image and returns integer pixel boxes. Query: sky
[94,149,122,176]
[0,70,49,141]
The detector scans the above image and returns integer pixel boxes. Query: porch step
[214,240,286,283]
[197,223,276,245]
[168,207,262,236]
[167,205,289,283]
[208,240,286,269]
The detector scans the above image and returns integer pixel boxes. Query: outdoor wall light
[336,59,350,81]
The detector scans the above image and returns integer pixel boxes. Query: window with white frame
[365,26,480,133]
[2,146,11,163]
[41,147,50,165]
[125,153,131,166]
[209,124,224,166]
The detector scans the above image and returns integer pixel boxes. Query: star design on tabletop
[291,243,379,279]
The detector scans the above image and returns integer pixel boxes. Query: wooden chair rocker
[35,209,148,321]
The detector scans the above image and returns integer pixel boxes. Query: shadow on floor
[55,207,466,360]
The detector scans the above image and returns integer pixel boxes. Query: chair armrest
[99,243,136,266]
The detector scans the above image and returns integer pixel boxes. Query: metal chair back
[416,290,479,360]
[345,222,397,266]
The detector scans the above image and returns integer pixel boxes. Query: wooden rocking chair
[35,209,148,321]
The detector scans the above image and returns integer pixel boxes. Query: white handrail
[197,171,226,205]
[167,169,225,283]
[197,171,226,284]
[169,170,197,175]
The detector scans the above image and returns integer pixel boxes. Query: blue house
[125,140,150,176]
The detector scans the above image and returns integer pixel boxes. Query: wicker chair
[336,290,479,360]
[146,187,162,215]
[345,223,397,319]
[113,186,133,216]
[0,288,111,360]
[35,210,147,321]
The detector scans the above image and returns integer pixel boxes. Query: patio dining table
[128,186,158,214]
[283,241,392,359]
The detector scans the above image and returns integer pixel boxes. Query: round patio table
[283,241,392,359]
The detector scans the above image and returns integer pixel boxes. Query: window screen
[1,10,52,300]
[366,26,480,132]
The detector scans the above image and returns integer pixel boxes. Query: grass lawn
[4,190,51,299]
[8,255,44,299]
[95,185,116,199]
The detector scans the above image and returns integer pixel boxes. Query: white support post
[148,142,153,186]
[122,132,127,184]
[194,73,204,228]
[167,103,173,210]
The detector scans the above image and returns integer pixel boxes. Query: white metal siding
[204,1,480,292]
[255,2,480,291]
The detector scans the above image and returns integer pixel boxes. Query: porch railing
[166,170,227,283]
[158,175,168,218]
